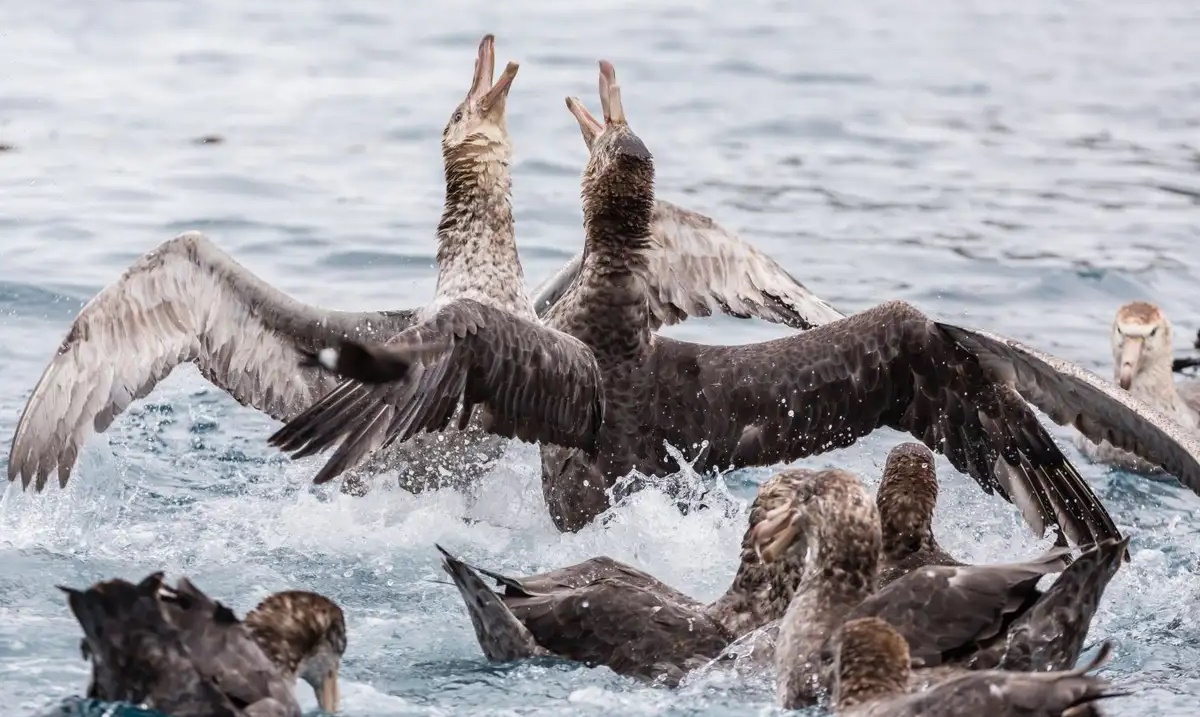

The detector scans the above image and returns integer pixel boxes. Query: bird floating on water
[63,572,345,716]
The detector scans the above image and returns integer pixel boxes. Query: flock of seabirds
[11,34,1200,717]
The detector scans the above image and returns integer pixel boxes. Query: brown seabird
[432,470,813,684]
[7,41,843,497]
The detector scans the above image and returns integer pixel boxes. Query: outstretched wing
[670,300,1121,549]
[269,298,604,484]
[941,323,1200,496]
[8,232,414,490]
[532,200,843,331]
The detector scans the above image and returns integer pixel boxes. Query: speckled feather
[875,443,965,588]
[531,198,845,331]
[242,590,346,679]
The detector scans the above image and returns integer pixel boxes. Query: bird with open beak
[1076,301,1200,473]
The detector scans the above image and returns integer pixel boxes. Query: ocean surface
[2,0,1199,715]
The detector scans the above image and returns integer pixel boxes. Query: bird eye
[1150,327,1159,337]
[453,110,464,122]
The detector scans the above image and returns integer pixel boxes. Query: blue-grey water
[2,0,1199,715]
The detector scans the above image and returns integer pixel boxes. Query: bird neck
[434,144,530,315]
[1126,359,1194,423]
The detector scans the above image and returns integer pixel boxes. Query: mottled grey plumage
[834,618,1120,717]
[266,66,1200,548]
[875,443,964,588]
[63,573,293,717]
[531,198,845,331]
[6,229,416,492]
[243,590,347,713]
[765,469,1127,709]
[434,470,813,683]
[1075,301,1200,475]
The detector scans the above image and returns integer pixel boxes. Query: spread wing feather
[8,232,414,490]
[269,299,604,484]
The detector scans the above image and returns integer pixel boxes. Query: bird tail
[60,572,165,644]
[1060,641,1130,716]
[435,544,547,662]
[978,536,1129,672]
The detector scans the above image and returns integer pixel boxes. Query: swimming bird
[875,443,964,588]
[755,468,1127,708]
[274,61,1200,552]
[433,470,813,684]
[63,572,298,717]
[1077,301,1200,474]
[832,617,1120,717]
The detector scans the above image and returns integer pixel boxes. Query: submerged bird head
[441,34,519,169]
[243,590,347,714]
[1111,301,1172,391]
[751,469,880,590]
[566,60,655,253]
[876,443,939,560]
[833,617,912,708]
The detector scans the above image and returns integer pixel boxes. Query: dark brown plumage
[268,65,1193,548]
[762,469,1128,709]
[63,572,297,717]
[434,470,814,684]
[243,590,347,713]
[833,618,1121,717]
[875,443,965,588]
[275,60,1200,548]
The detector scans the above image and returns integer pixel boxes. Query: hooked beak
[565,96,604,148]
[317,667,340,713]
[1117,337,1144,390]
[750,501,803,564]
[467,34,496,102]
[467,34,518,114]
[481,61,520,112]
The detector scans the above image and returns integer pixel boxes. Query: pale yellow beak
[1118,337,1143,390]
[317,668,340,713]
[750,501,803,564]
